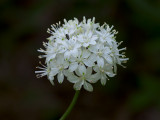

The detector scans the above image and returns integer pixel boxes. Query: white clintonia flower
[35,17,129,92]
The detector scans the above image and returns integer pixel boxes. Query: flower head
[35,17,129,92]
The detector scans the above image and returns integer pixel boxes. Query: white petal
[61,41,68,47]
[57,71,64,83]
[97,56,104,67]
[105,72,115,77]
[67,75,80,83]
[104,64,113,71]
[89,72,100,83]
[69,62,78,72]
[49,79,54,85]
[63,70,71,77]
[106,38,113,46]
[78,64,86,75]
[83,43,89,47]
[50,68,59,76]
[83,81,93,92]
[96,31,102,36]
[83,59,94,67]
[48,75,54,85]
[83,16,86,23]
[88,45,97,53]
[89,54,97,62]
[114,64,117,74]
[69,56,76,62]
[71,49,78,57]
[78,49,82,56]
[82,49,90,58]
[75,69,81,77]
[88,31,92,37]
[105,55,113,64]
[73,80,83,90]
[46,54,56,63]
[85,67,92,78]
[70,29,75,34]
[101,74,107,86]
[93,65,99,72]
[64,51,71,59]
[63,61,69,68]
[75,43,81,49]
[50,60,57,67]
[77,35,83,42]
[103,47,111,54]
[84,54,97,67]
[56,54,64,64]
[89,40,96,45]
[91,36,98,41]
[100,37,105,43]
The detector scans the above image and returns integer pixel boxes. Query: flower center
[68,45,73,50]
[84,38,90,43]
[59,65,64,71]
[100,69,104,73]
[80,75,85,80]
[97,51,103,56]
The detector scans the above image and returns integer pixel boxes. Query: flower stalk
[60,90,80,120]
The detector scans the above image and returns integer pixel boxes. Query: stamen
[119,47,126,51]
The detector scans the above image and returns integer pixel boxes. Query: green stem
[59,90,80,120]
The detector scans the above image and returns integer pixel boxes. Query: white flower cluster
[35,17,128,92]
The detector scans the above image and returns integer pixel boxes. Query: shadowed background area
[0,0,160,120]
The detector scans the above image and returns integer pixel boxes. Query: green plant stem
[59,90,80,120]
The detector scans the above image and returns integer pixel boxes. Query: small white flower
[65,67,93,92]
[89,44,112,67]
[49,54,69,84]
[35,17,128,92]
[77,31,98,47]
[63,37,81,59]
[93,64,115,85]
[68,49,91,73]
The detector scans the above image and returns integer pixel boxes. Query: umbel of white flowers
[35,17,128,92]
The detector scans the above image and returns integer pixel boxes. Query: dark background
[0,0,160,120]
